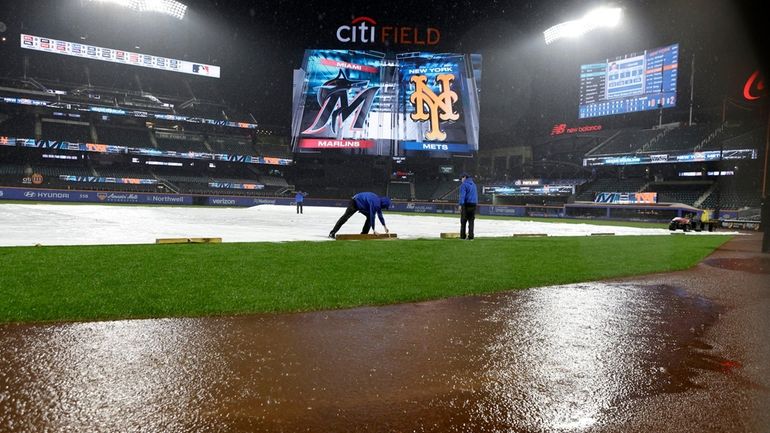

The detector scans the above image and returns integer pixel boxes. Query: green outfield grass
[0,235,730,324]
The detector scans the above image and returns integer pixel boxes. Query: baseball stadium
[0,0,768,431]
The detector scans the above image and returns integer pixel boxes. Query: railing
[694,123,725,151]
[584,130,622,156]
[639,128,672,152]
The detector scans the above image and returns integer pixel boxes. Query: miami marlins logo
[409,74,459,141]
[303,70,380,135]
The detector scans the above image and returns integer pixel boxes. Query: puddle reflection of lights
[31,319,226,431]
[556,416,597,430]
[481,283,649,430]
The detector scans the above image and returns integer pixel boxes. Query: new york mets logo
[303,70,380,135]
[409,74,458,141]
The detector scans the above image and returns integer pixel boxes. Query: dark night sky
[0,0,765,142]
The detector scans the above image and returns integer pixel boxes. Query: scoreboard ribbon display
[0,136,292,166]
[594,192,658,204]
[21,34,221,78]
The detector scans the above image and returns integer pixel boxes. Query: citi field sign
[336,16,440,46]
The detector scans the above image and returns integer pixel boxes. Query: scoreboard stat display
[579,43,678,119]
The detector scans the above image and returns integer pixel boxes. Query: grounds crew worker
[295,190,305,214]
[329,192,391,238]
[459,173,478,240]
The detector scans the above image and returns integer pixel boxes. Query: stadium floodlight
[543,7,622,45]
[88,0,187,20]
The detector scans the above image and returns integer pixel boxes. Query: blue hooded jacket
[353,192,390,231]
[459,176,478,205]
[295,192,304,202]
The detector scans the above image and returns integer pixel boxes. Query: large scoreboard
[291,50,482,157]
[579,43,678,119]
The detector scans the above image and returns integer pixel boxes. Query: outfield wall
[0,186,192,205]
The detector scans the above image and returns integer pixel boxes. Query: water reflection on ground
[470,283,718,432]
[0,283,721,432]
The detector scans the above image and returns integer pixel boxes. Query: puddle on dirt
[466,283,725,432]
[0,283,724,432]
[703,257,770,274]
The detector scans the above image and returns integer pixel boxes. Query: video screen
[291,49,481,157]
[578,43,678,119]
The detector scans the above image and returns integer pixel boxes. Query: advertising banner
[0,187,193,204]
[207,197,294,206]
[21,34,220,78]
[59,175,158,184]
[594,192,658,204]
[480,206,527,217]
[1,97,257,131]
[484,185,575,196]
[0,136,292,166]
[208,182,265,190]
[583,149,757,166]
[402,202,438,213]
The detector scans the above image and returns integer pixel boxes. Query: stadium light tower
[543,6,622,45]
[88,0,188,20]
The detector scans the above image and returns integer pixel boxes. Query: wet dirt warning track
[1,235,768,432]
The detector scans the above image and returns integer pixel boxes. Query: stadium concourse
[0,202,734,247]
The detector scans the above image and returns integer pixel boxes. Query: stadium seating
[0,162,164,192]
[641,125,711,153]
[0,164,25,176]
[96,125,154,148]
[92,167,155,178]
[0,114,37,139]
[588,129,661,155]
[700,180,762,210]
[1,26,760,209]
[0,164,93,178]
[432,180,460,201]
[40,121,93,143]
[35,165,94,178]
[153,131,210,153]
[258,144,292,158]
[258,176,289,187]
[414,179,440,200]
[207,135,256,155]
[643,181,712,206]
[702,127,764,151]
[140,162,291,196]
[388,182,412,200]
